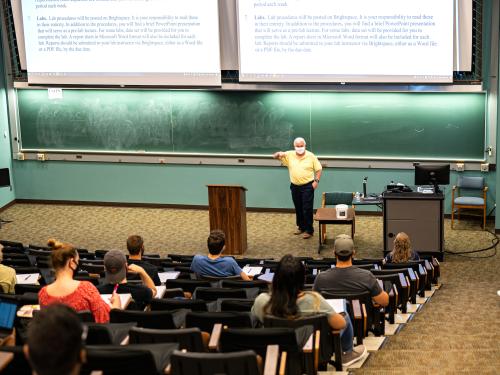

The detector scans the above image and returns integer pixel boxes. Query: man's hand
[127,264,145,274]
[312,181,318,190]
[273,151,285,159]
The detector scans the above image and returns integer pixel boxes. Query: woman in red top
[39,239,121,323]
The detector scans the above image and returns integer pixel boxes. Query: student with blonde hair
[385,232,420,263]
[38,239,121,323]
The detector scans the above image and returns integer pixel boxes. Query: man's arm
[273,151,285,159]
[372,290,389,307]
[240,271,251,281]
[128,264,157,297]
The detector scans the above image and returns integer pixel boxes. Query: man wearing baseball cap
[97,250,156,310]
[313,234,389,366]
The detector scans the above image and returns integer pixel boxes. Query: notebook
[154,285,167,299]
[101,293,132,309]
[158,271,180,284]
[16,273,40,285]
[326,299,346,314]
[242,266,263,276]
[0,301,16,338]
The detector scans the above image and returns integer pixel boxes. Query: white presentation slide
[20,0,221,85]
[238,0,454,83]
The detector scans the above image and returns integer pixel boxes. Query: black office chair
[129,327,206,352]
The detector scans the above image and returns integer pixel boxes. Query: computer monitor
[414,164,450,193]
[0,168,10,188]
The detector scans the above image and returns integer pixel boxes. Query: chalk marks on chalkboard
[27,91,295,153]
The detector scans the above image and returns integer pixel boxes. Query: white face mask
[295,146,306,155]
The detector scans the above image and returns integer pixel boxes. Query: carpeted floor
[0,202,499,374]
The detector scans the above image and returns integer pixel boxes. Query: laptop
[0,301,17,339]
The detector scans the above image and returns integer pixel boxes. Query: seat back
[457,175,484,190]
[323,191,354,207]
[220,279,269,291]
[170,349,260,375]
[129,327,205,352]
[264,313,334,366]
[14,284,42,295]
[77,310,96,323]
[166,279,212,294]
[150,298,208,312]
[84,322,137,345]
[0,346,31,375]
[219,327,310,375]
[81,344,175,375]
[110,309,178,329]
[185,311,253,332]
[194,287,248,301]
[0,240,24,249]
[219,299,255,312]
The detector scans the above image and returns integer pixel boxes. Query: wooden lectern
[207,185,247,255]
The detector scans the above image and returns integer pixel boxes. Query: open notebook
[326,299,346,314]
[100,293,132,309]
[158,271,180,284]
[15,273,40,285]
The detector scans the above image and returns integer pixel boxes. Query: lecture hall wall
[3,2,500,229]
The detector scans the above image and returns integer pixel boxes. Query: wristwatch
[314,178,320,183]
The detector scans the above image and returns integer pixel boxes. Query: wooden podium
[207,185,247,255]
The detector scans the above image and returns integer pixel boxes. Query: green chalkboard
[17,89,486,160]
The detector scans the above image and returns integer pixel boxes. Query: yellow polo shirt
[281,150,322,185]
[0,264,16,294]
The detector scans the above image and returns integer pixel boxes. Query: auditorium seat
[150,298,209,312]
[129,327,206,352]
[110,309,186,330]
[84,322,137,345]
[185,311,254,333]
[264,313,342,371]
[81,343,178,375]
[218,326,314,375]
[193,287,249,301]
[170,347,280,375]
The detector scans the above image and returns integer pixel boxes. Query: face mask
[295,147,306,155]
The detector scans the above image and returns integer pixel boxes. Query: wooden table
[314,207,355,253]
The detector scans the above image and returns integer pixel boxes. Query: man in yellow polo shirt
[273,137,322,239]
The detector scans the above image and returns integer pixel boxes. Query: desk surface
[314,207,355,221]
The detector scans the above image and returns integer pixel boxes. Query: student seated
[0,244,16,294]
[190,230,250,280]
[126,235,161,286]
[97,250,156,309]
[252,254,366,367]
[39,239,120,323]
[24,304,85,375]
[384,232,420,263]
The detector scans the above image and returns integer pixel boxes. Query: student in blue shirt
[190,230,251,280]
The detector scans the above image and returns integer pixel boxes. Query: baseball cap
[103,250,127,284]
[334,234,354,257]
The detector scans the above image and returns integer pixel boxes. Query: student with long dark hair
[252,254,366,366]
